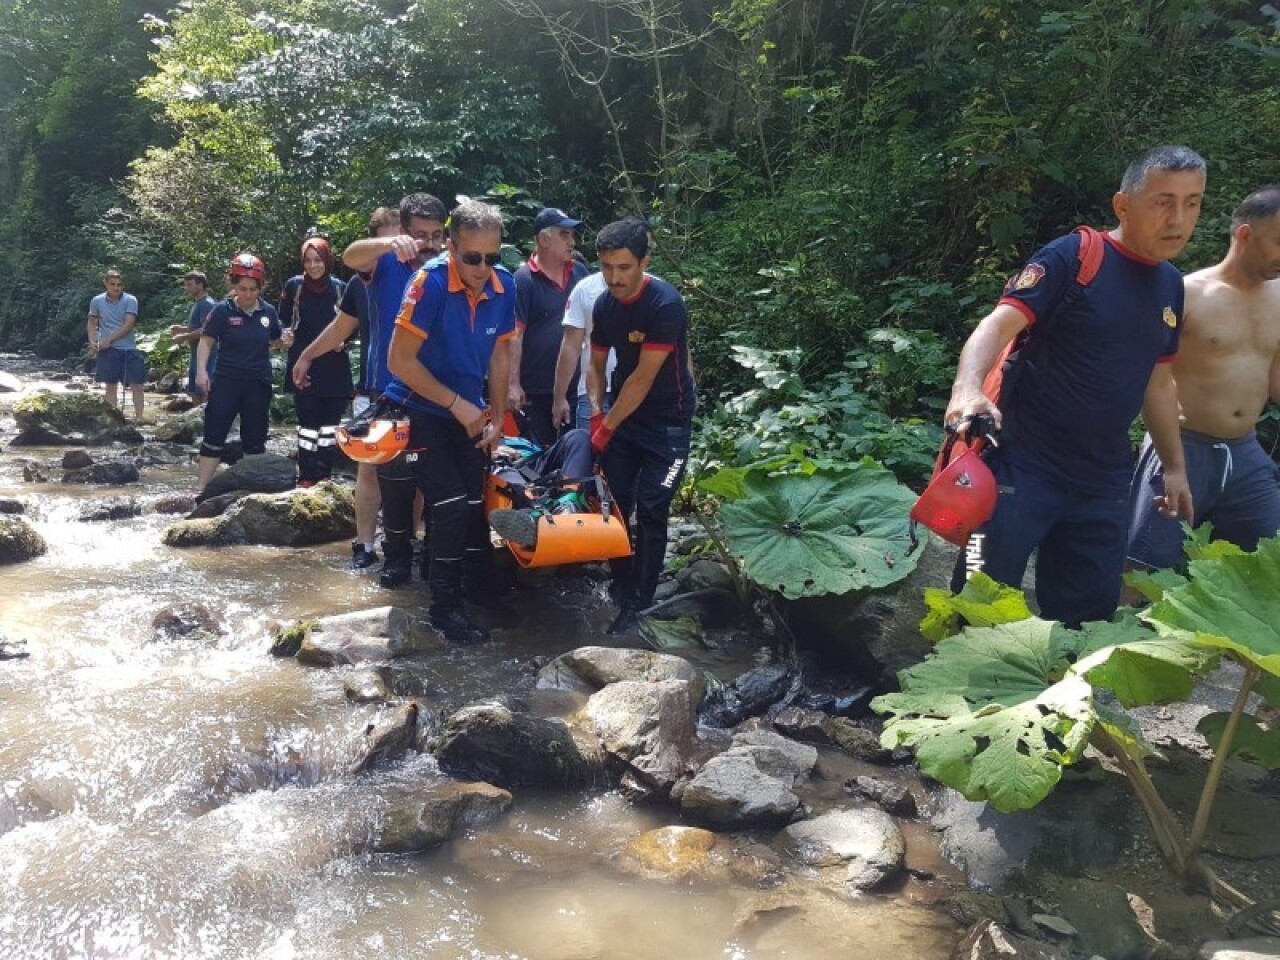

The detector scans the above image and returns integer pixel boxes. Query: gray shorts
[1127,428,1280,569]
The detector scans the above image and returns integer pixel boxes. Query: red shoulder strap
[1073,225,1105,286]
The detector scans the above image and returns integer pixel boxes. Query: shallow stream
[0,356,962,959]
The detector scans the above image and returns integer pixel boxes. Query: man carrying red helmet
[194,254,292,492]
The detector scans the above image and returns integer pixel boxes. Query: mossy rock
[163,482,355,548]
[161,516,240,548]
[270,618,318,657]
[12,391,143,446]
[0,517,47,565]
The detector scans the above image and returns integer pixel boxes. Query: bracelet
[447,392,458,410]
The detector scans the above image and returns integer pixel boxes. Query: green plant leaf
[919,570,1033,643]
[1146,535,1280,676]
[1198,712,1280,769]
[718,464,919,597]
[1255,674,1280,709]
[638,616,707,650]
[873,616,1205,812]
[1123,566,1188,604]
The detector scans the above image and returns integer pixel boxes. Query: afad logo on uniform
[1162,306,1177,328]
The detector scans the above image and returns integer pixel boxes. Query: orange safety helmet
[336,417,409,465]
[909,434,997,548]
[229,253,266,284]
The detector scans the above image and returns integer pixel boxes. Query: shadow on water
[0,362,962,959]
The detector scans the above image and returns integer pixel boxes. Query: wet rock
[432,702,603,789]
[187,490,246,519]
[344,668,392,703]
[845,775,918,817]
[828,718,892,763]
[0,634,30,660]
[681,752,800,829]
[160,394,196,413]
[727,729,817,784]
[538,645,704,703]
[647,587,744,628]
[198,452,295,499]
[295,606,433,666]
[777,807,905,890]
[0,499,25,515]
[21,463,47,483]
[674,557,736,593]
[151,603,221,643]
[773,706,834,744]
[1199,939,1280,960]
[579,679,696,801]
[61,461,140,485]
[1031,914,1077,938]
[153,410,203,444]
[164,481,355,548]
[144,493,196,515]
[0,516,47,565]
[350,703,419,773]
[60,450,94,470]
[155,371,182,394]
[952,921,1071,960]
[0,371,22,392]
[11,391,143,446]
[699,661,794,727]
[372,780,513,854]
[79,498,142,522]
[1054,878,1153,960]
[618,826,731,882]
[932,791,1044,890]
[947,891,1012,928]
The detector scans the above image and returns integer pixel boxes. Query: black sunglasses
[457,251,501,267]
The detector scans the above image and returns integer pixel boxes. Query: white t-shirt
[562,272,625,397]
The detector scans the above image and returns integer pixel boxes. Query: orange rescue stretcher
[484,416,632,569]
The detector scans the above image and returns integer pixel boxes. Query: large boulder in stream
[10,392,143,446]
[153,410,203,444]
[373,780,513,854]
[537,646,705,704]
[287,607,438,666]
[162,481,355,548]
[432,702,604,789]
[776,807,905,891]
[61,461,141,485]
[0,516,47,565]
[198,452,296,499]
[578,679,698,801]
[680,729,816,829]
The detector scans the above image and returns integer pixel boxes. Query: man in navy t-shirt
[169,271,218,403]
[944,145,1207,625]
[587,218,697,633]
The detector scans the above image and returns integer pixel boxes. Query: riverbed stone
[617,825,731,882]
[61,461,141,485]
[538,646,704,703]
[777,807,905,890]
[699,661,794,727]
[845,775,918,817]
[198,452,296,499]
[726,729,817,784]
[432,702,603,789]
[372,780,513,854]
[79,498,141,521]
[153,410,203,444]
[828,718,893,763]
[0,499,24,515]
[344,668,392,703]
[144,492,196,515]
[187,490,246,519]
[681,752,800,829]
[0,516,47,565]
[952,921,1071,960]
[11,391,143,446]
[772,706,833,744]
[1054,878,1153,960]
[579,678,697,801]
[0,634,30,660]
[350,702,419,773]
[164,481,355,548]
[151,603,221,643]
[295,606,432,666]
[61,449,94,470]
[1199,939,1280,960]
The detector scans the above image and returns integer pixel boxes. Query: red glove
[590,412,605,436]
[591,418,615,454]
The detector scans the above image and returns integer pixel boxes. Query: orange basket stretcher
[484,469,633,569]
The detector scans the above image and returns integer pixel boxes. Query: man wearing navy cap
[509,207,590,445]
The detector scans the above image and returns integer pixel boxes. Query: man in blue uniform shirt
[944,145,1206,625]
[385,201,515,645]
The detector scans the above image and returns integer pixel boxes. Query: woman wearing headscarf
[279,235,350,486]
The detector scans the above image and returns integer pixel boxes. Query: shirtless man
[1128,185,1280,567]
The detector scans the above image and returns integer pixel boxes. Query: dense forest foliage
[2,0,1278,480]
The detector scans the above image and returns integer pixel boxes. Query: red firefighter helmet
[229,253,266,283]
[336,417,409,465]
[909,442,997,547]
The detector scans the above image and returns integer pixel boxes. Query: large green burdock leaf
[718,464,919,597]
[1198,713,1280,770]
[873,617,1211,812]
[919,571,1033,643]
[1145,535,1280,676]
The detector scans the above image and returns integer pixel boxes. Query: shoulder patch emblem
[405,272,425,304]
[260,316,270,328]
[1012,263,1046,291]
[628,330,646,343]
[1162,306,1177,328]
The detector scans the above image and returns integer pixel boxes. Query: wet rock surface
[164,481,355,547]
[681,752,800,829]
[61,461,141,485]
[11,391,143,446]
[579,678,697,801]
[198,452,295,499]
[777,807,905,890]
[0,515,47,564]
[432,702,604,789]
[373,780,513,854]
[294,606,432,666]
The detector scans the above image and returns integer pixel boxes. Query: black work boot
[430,607,491,645]
[379,533,413,589]
[351,542,379,570]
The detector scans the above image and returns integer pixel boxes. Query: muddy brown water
[0,360,962,959]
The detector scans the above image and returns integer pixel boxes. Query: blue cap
[533,208,582,232]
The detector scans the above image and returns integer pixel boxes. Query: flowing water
[0,356,962,959]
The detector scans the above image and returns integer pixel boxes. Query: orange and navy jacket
[381,255,517,418]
